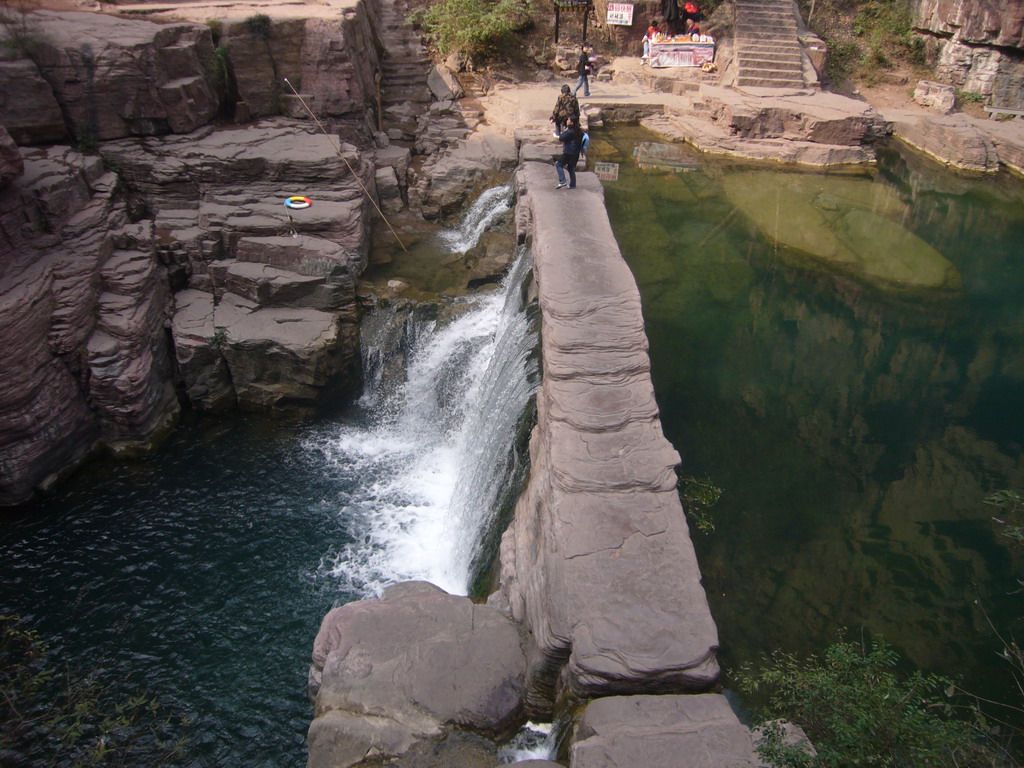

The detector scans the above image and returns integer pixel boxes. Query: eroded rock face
[307,581,526,768]
[0,148,179,505]
[911,0,1024,107]
[12,11,218,141]
[493,163,720,718]
[99,122,370,413]
[0,125,23,186]
[913,0,1024,48]
[217,12,380,121]
[0,56,67,146]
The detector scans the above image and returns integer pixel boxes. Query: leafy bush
[797,0,925,87]
[244,13,272,38]
[0,0,45,55]
[853,0,924,68]
[1,615,189,767]
[206,18,223,44]
[735,636,1015,767]
[417,0,533,61]
[678,474,722,533]
[209,43,232,100]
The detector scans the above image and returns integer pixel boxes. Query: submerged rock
[721,170,962,295]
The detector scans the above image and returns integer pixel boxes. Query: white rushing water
[308,187,536,597]
[498,721,558,763]
[438,184,514,253]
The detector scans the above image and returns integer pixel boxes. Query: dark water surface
[593,126,1024,719]
[0,211,531,766]
[1,415,352,766]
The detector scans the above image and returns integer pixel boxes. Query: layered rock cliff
[0,4,383,505]
[911,0,1024,108]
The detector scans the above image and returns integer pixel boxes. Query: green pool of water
[593,126,1024,718]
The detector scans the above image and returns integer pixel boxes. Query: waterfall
[498,721,559,763]
[307,189,537,598]
[438,184,514,253]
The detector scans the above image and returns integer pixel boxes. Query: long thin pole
[283,77,408,253]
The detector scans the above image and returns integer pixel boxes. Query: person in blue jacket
[554,116,585,189]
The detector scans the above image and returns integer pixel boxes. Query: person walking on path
[553,116,585,189]
[572,43,594,98]
[549,84,579,134]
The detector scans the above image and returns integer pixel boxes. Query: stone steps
[733,0,807,89]
[377,0,433,119]
[737,56,803,72]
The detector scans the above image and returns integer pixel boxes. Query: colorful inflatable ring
[284,196,312,209]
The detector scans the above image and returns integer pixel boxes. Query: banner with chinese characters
[593,162,620,181]
[649,40,715,68]
[606,2,634,25]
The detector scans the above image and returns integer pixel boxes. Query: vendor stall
[649,37,715,68]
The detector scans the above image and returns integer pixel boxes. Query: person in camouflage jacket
[549,85,580,134]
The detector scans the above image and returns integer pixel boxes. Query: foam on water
[438,184,514,253]
[498,721,558,763]
[306,186,536,597]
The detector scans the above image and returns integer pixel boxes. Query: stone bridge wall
[307,163,775,768]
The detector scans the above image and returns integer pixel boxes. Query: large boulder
[170,290,236,412]
[700,86,890,146]
[891,112,1001,171]
[208,292,352,412]
[308,581,527,768]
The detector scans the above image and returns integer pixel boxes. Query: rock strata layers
[0,2,388,503]
[100,122,370,414]
[0,148,179,504]
[7,11,218,142]
[911,0,1024,108]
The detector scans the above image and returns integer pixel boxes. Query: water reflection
[594,127,1024,716]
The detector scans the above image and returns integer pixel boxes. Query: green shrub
[854,0,923,68]
[954,90,987,103]
[678,474,722,533]
[735,636,1015,768]
[209,43,232,100]
[244,13,272,38]
[206,18,223,44]
[417,0,532,61]
[0,0,44,55]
